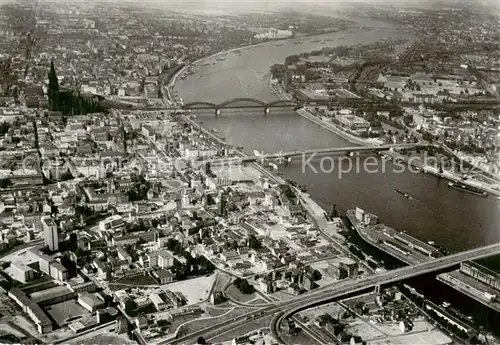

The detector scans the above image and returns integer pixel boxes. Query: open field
[298,302,347,322]
[12,315,73,343]
[205,305,232,317]
[176,306,253,337]
[246,298,268,306]
[111,275,159,286]
[279,327,320,345]
[214,272,232,292]
[76,333,135,345]
[163,275,216,305]
[0,323,25,338]
[165,314,200,337]
[209,316,273,343]
[367,330,452,345]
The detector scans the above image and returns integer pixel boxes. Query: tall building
[41,216,59,252]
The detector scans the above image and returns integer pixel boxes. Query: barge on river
[447,182,488,197]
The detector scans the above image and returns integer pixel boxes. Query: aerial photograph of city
[0,0,499,344]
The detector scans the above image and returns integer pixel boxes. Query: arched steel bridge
[169,97,500,112]
[181,97,300,110]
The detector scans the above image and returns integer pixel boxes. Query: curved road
[165,242,500,345]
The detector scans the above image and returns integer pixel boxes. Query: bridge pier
[264,107,270,116]
[215,108,221,117]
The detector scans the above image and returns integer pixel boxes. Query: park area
[226,285,258,304]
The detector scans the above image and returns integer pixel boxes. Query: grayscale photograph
[0,0,499,344]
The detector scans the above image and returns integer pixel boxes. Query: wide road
[165,242,500,345]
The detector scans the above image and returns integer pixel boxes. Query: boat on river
[447,182,488,197]
[394,189,412,199]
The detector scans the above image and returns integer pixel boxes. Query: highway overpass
[271,241,500,343]
[165,242,500,345]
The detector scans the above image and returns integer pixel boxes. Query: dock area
[295,107,369,145]
[346,209,442,265]
[437,270,500,313]
[296,192,375,275]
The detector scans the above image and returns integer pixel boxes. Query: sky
[123,0,500,14]
[0,0,498,13]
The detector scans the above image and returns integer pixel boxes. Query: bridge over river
[160,96,500,115]
[203,143,421,165]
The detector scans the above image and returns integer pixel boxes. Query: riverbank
[386,150,500,197]
[164,37,297,105]
[168,18,409,102]
[295,107,500,198]
[295,107,372,146]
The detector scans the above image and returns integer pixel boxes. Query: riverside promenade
[295,107,371,145]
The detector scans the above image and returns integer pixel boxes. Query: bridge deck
[274,241,500,333]
[205,143,420,164]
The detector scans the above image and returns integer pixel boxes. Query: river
[173,18,500,252]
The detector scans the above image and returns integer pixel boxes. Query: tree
[247,235,262,250]
[219,195,227,216]
[68,233,78,251]
[197,336,206,344]
[0,178,12,189]
[403,114,414,126]
[74,247,91,265]
[234,278,255,294]
[124,298,137,317]
[127,175,152,201]
[60,170,73,181]
[285,54,300,66]
[48,61,60,111]
[0,122,9,136]
[304,69,320,81]
[312,270,322,281]
[422,132,434,142]
[60,254,77,278]
[270,63,287,79]
[75,205,93,217]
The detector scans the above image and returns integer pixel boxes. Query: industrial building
[460,261,500,291]
[355,207,379,226]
